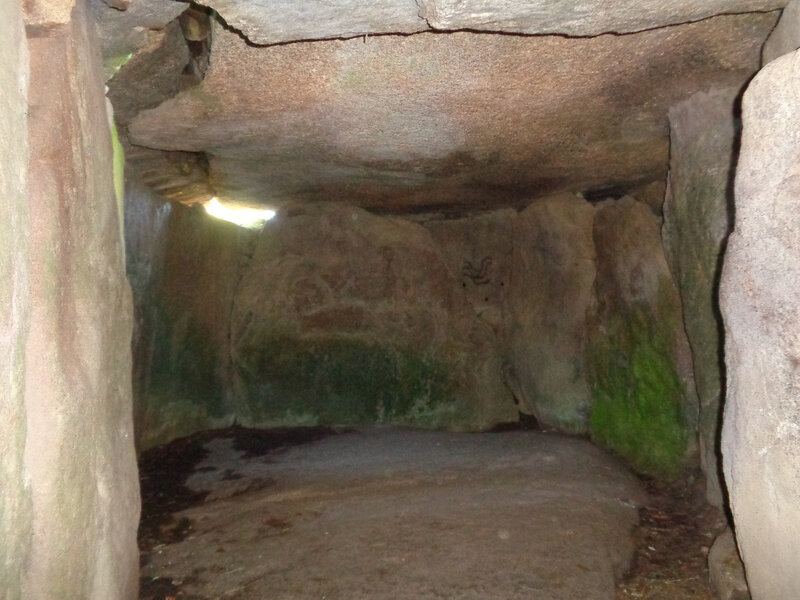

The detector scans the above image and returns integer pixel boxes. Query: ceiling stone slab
[128,14,775,214]
[418,0,787,36]
[198,0,784,44]
[199,0,427,45]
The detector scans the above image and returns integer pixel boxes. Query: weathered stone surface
[128,15,773,213]
[229,204,514,431]
[507,195,596,431]
[762,0,800,64]
[198,0,783,44]
[663,87,740,507]
[0,4,31,598]
[89,0,185,79]
[107,20,189,126]
[708,529,751,600]
[586,197,697,476]
[22,2,139,598]
[135,202,248,449]
[132,201,515,448]
[23,0,76,29]
[105,20,215,204]
[418,0,784,36]
[124,179,173,449]
[423,208,516,336]
[629,179,667,216]
[720,50,800,599]
[199,0,426,45]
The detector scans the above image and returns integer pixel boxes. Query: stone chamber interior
[4,1,800,599]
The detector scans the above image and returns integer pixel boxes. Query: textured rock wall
[586,198,697,476]
[720,50,800,599]
[131,201,516,449]
[194,0,785,44]
[663,87,741,506]
[15,2,140,598]
[5,4,141,596]
[508,196,597,432]
[130,192,698,477]
[762,0,800,64]
[0,1,141,598]
[423,201,598,431]
[136,202,249,449]
[0,4,31,598]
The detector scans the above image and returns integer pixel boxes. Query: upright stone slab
[22,2,139,598]
[506,194,596,432]
[762,0,800,65]
[586,198,697,476]
[720,50,800,599]
[0,4,31,599]
[663,87,740,506]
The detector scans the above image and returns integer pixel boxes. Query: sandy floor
[138,427,648,600]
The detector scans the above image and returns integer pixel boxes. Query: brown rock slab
[585,197,697,476]
[90,0,186,79]
[418,0,784,36]
[0,4,31,598]
[22,3,140,598]
[127,15,774,213]
[507,194,596,431]
[762,0,800,64]
[201,0,426,45]
[23,0,76,29]
[708,529,751,600]
[663,87,740,506]
[228,203,515,430]
[720,49,800,599]
[423,208,516,337]
[133,200,516,449]
[198,0,784,43]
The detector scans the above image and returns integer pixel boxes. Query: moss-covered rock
[587,303,688,476]
[663,87,739,505]
[586,198,696,477]
[234,334,457,427]
[128,201,515,448]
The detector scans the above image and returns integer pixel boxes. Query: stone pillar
[720,50,800,599]
[507,194,596,432]
[14,1,140,598]
[0,4,32,598]
[663,86,740,507]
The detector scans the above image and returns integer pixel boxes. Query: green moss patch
[235,335,457,428]
[586,309,688,477]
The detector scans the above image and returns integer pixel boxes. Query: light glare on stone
[204,198,275,229]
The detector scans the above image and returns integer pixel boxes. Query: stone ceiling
[101,1,782,215]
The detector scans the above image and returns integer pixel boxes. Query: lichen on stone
[234,334,458,428]
[586,304,688,477]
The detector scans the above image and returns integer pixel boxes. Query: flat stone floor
[139,427,647,600]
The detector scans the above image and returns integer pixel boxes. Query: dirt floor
[137,426,722,600]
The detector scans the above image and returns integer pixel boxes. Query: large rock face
[720,50,800,599]
[762,0,800,64]
[135,201,516,449]
[507,195,597,431]
[0,4,31,597]
[10,2,140,598]
[135,202,248,448]
[586,198,697,476]
[191,0,784,44]
[663,87,740,506]
[126,14,773,213]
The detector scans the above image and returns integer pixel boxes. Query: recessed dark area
[5,1,800,600]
